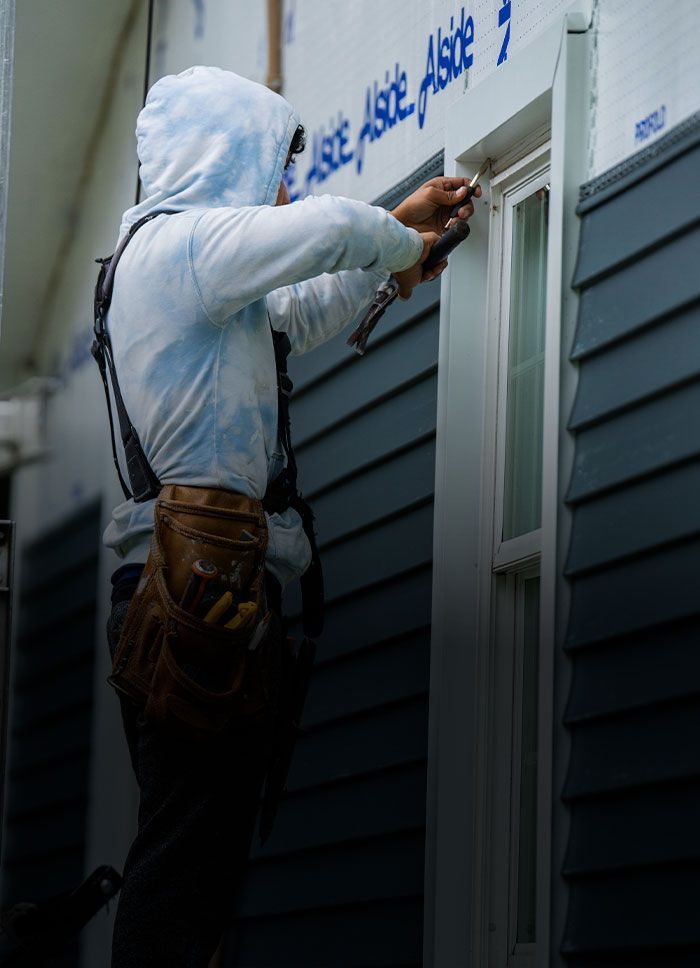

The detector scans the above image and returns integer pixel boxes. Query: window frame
[491,152,551,573]
[485,151,551,968]
[507,566,541,962]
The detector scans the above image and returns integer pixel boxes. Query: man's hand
[392,232,446,300]
[391,176,482,237]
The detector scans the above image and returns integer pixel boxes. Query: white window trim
[423,5,592,968]
[492,158,550,568]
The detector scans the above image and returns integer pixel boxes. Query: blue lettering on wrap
[497,0,511,65]
[355,63,414,174]
[304,112,355,193]
[635,104,667,143]
[294,5,483,189]
[418,7,474,129]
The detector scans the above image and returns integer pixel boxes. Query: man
[102,66,479,966]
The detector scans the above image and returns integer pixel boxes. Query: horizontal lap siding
[0,502,100,968]
[229,282,441,967]
[561,127,700,964]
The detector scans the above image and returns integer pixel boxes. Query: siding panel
[571,223,700,359]
[239,831,425,917]
[231,899,423,968]
[311,438,436,545]
[564,699,700,799]
[565,538,700,647]
[565,460,700,575]
[564,782,700,875]
[566,380,700,503]
[560,126,700,962]
[303,629,430,728]
[563,867,700,954]
[569,301,700,430]
[573,143,700,288]
[289,565,432,664]
[565,620,700,719]
[287,695,429,792]
[0,502,100,968]
[298,375,437,495]
[249,762,427,859]
[229,284,441,965]
[293,309,437,445]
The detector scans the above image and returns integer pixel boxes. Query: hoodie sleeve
[189,194,423,324]
[266,266,388,355]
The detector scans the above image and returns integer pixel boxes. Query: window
[486,149,550,968]
[493,155,550,564]
[425,12,589,968]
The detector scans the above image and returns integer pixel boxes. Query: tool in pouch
[347,159,490,355]
[93,213,323,770]
[108,483,277,740]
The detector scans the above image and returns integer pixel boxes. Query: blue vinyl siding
[227,280,441,967]
[559,117,700,964]
[0,501,100,968]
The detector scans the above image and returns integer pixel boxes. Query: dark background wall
[0,500,100,968]
[559,115,700,966]
[226,275,442,967]
[0,478,9,520]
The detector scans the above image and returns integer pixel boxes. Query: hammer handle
[423,219,470,270]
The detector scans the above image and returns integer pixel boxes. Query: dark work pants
[106,569,281,968]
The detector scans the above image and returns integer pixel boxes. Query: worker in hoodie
[102,66,479,967]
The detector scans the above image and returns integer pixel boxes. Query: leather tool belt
[108,484,285,742]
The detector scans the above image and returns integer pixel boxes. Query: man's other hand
[392,232,445,300]
[391,177,482,237]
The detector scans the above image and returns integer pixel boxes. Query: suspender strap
[291,495,325,639]
[92,319,132,500]
[92,213,166,503]
[263,328,325,638]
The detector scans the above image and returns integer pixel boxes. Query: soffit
[0,0,135,391]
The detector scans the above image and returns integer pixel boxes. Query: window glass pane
[516,574,540,944]
[503,188,549,541]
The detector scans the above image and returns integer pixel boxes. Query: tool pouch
[108,484,283,741]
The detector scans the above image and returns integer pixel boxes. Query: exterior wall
[1,2,700,966]
[282,0,700,201]
[227,277,442,966]
[589,0,700,177]
[149,0,268,86]
[1,501,101,968]
[559,116,700,965]
[282,0,574,202]
[0,0,14,315]
[2,6,150,966]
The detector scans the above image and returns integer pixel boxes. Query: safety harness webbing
[92,212,324,637]
[93,212,164,503]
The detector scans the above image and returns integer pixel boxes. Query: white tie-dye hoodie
[103,66,423,585]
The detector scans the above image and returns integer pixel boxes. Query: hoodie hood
[121,66,300,231]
